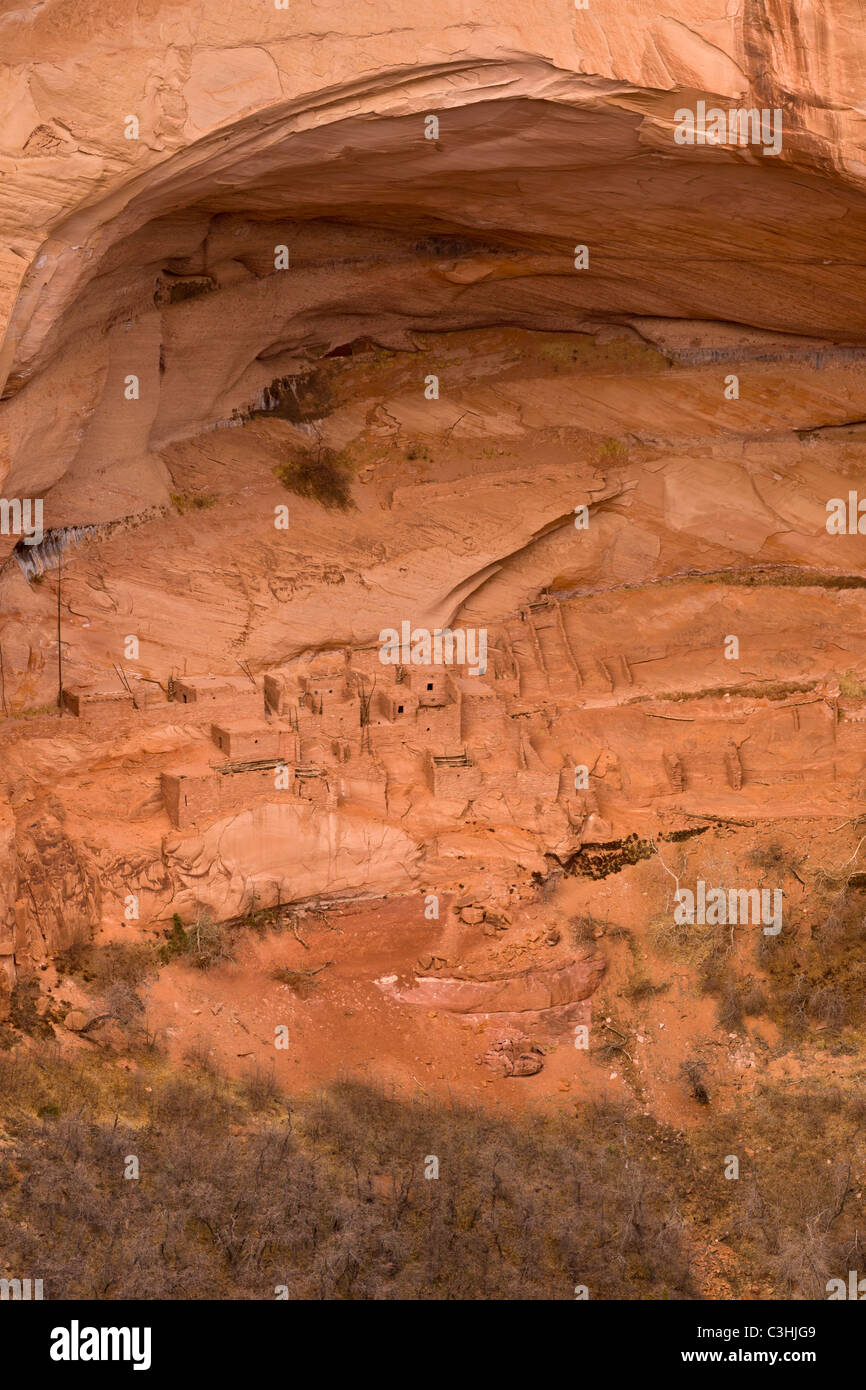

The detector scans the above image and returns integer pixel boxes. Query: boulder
[483,1036,544,1078]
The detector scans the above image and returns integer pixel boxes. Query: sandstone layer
[0,4,865,1237]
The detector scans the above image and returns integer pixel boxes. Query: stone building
[456,677,506,744]
[367,668,461,747]
[293,765,332,806]
[374,686,420,722]
[403,666,451,706]
[161,769,223,829]
[61,685,134,717]
[210,719,293,761]
[161,758,307,829]
[173,675,259,706]
[263,668,300,717]
[424,749,483,799]
[299,684,360,743]
[299,651,351,704]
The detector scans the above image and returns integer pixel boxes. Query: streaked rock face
[385,953,606,1012]
[0,1,865,1058]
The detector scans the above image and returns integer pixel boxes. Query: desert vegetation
[689,1084,866,1298]
[0,1039,862,1299]
[274,444,354,510]
[0,1047,693,1300]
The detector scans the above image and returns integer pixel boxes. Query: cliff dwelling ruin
[1,0,866,1312]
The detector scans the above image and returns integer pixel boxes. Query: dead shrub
[680,1058,710,1106]
[0,1049,696,1301]
[749,842,789,874]
[275,445,353,510]
[569,915,598,946]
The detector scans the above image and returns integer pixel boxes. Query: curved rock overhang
[5,61,866,508]
[0,43,865,704]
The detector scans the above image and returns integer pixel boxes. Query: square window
[397,705,404,714]
[427,683,433,690]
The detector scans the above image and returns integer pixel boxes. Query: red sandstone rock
[386,954,607,1016]
[483,1036,545,1078]
[0,1,863,1108]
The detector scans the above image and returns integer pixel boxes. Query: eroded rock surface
[0,1,865,1068]
[383,953,606,1020]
